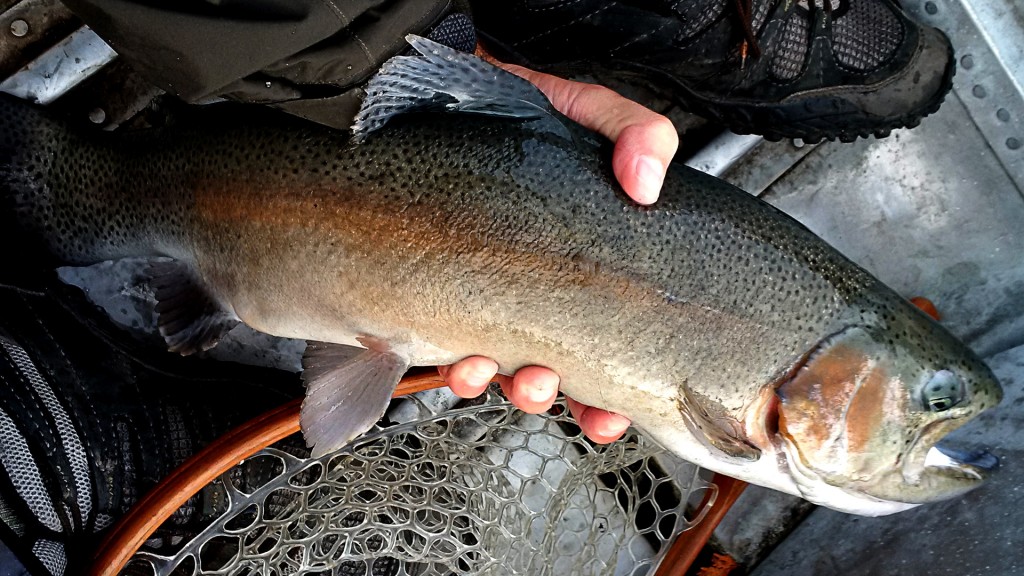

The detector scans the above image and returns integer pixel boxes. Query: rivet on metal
[960,54,974,70]
[924,2,938,15]
[88,108,106,124]
[996,108,1010,123]
[972,85,987,99]
[1007,137,1021,151]
[9,19,29,37]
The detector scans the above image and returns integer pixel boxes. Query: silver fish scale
[126,390,713,576]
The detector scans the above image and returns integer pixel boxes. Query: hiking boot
[470,0,955,142]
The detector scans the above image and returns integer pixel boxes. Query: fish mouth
[900,418,997,500]
[925,445,998,476]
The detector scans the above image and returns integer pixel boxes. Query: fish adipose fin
[351,34,566,139]
[148,260,240,355]
[678,385,761,462]
[301,341,409,458]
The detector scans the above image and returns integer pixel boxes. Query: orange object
[696,553,741,576]
[910,296,941,321]
[90,371,447,576]
[655,475,748,576]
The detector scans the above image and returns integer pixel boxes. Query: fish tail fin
[0,95,155,266]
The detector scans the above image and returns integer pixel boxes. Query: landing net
[122,388,715,575]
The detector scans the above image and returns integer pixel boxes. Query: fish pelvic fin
[149,260,240,355]
[300,341,409,458]
[351,34,567,139]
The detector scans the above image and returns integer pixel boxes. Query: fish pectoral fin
[678,386,761,462]
[351,35,569,139]
[148,260,239,356]
[300,341,409,458]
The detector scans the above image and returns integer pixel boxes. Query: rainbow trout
[0,37,1001,515]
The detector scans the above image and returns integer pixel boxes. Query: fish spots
[2,99,176,263]
[3,96,1001,511]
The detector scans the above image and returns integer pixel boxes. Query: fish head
[772,312,1002,515]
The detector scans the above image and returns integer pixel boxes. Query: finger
[505,366,560,414]
[499,64,678,205]
[610,120,677,205]
[439,356,499,398]
[566,397,631,444]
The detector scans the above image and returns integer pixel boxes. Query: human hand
[439,359,634,444]
[499,62,678,205]
[440,64,678,444]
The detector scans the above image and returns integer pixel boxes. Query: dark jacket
[63,0,471,128]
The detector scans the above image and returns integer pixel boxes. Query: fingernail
[526,380,555,403]
[634,155,664,204]
[601,413,631,436]
[466,365,495,388]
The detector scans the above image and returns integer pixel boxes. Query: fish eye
[921,370,964,413]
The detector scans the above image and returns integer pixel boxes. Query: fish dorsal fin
[352,34,562,138]
[678,385,761,462]
[301,340,409,458]
[149,260,240,355]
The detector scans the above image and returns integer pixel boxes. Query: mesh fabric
[671,0,905,79]
[0,281,301,576]
[671,0,729,43]
[127,389,715,576]
[427,12,477,53]
[771,10,810,81]
[833,0,904,71]
[1,341,93,525]
[0,408,62,534]
[31,539,66,576]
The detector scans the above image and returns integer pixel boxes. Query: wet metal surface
[913,0,1024,192]
[0,0,77,78]
[716,138,820,197]
[741,92,1024,574]
[0,26,115,104]
[762,92,1024,359]
[46,58,164,130]
[684,132,763,178]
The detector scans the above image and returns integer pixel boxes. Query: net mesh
[124,388,716,576]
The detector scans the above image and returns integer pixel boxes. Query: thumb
[499,63,678,205]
